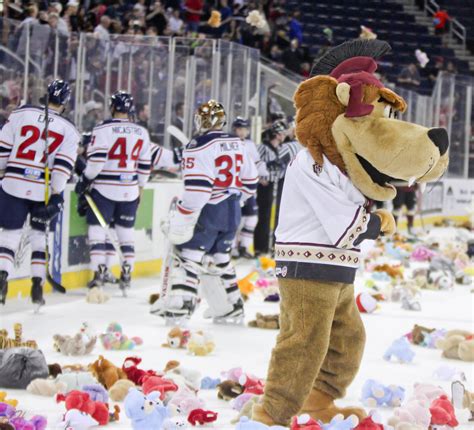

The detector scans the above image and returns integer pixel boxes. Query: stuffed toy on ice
[361,379,405,407]
[383,337,415,363]
[100,323,143,350]
[251,39,449,427]
[124,388,169,430]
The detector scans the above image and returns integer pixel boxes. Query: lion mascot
[252,39,449,426]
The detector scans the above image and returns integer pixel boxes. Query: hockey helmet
[47,79,71,106]
[232,116,250,129]
[109,91,134,115]
[194,99,226,132]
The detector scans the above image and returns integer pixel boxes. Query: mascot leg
[300,283,366,422]
[252,279,343,426]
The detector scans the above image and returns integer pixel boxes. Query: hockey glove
[75,175,91,195]
[167,204,200,245]
[36,193,64,222]
[374,209,396,237]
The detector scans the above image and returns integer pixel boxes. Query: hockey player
[161,100,258,321]
[0,79,80,305]
[232,117,268,258]
[75,91,151,293]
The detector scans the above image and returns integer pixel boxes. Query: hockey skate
[87,264,107,288]
[103,268,119,285]
[0,271,8,305]
[119,263,132,297]
[212,298,245,325]
[31,277,45,311]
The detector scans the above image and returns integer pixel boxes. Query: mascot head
[294,39,449,201]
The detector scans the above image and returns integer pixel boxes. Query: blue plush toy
[321,414,358,430]
[361,379,405,407]
[383,337,415,363]
[124,388,170,430]
[201,376,221,389]
[235,416,288,430]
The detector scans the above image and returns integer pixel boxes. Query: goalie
[158,100,258,322]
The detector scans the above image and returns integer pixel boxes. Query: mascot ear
[336,82,351,106]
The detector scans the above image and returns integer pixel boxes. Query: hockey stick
[150,196,178,315]
[83,192,125,262]
[167,125,189,147]
[43,95,66,294]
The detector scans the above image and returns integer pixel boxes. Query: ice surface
[1,261,472,429]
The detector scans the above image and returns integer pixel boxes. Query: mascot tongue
[330,56,384,118]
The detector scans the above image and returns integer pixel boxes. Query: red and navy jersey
[178,131,258,214]
[84,118,151,202]
[0,105,80,201]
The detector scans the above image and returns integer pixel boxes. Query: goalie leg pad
[88,225,107,271]
[0,229,22,276]
[29,228,47,281]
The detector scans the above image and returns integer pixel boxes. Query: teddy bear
[89,355,128,389]
[383,337,415,363]
[435,330,474,361]
[58,408,99,430]
[187,408,218,426]
[249,313,280,330]
[251,38,449,428]
[360,379,405,407]
[429,395,459,428]
[56,389,113,426]
[108,379,136,402]
[187,332,215,356]
[387,399,432,430]
[452,380,474,422]
[124,388,170,430]
[163,327,191,349]
[53,333,97,356]
[100,323,143,350]
[217,380,244,401]
[0,392,17,408]
[122,356,157,386]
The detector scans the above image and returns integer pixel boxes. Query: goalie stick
[43,94,66,295]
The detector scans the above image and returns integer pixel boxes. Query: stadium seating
[285,0,471,94]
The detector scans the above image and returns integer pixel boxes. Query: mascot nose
[428,128,449,155]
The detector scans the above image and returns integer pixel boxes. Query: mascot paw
[374,209,396,237]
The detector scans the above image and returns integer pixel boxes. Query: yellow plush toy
[0,391,18,407]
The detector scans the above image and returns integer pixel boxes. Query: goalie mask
[194,100,226,133]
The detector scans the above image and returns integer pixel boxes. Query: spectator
[433,9,450,36]
[184,0,204,33]
[94,15,111,40]
[146,1,168,35]
[281,38,303,74]
[288,11,303,45]
[168,9,184,35]
[136,103,150,129]
[397,63,421,89]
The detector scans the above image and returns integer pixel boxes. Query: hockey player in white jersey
[232,117,268,258]
[75,91,151,293]
[0,79,80,305]
[161,100,258,321]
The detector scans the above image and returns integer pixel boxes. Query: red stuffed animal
[430,395,459,428]
[122,356,157,385]
[291,414,322,429]
[187,409,218,426]
[239,374,265,395]
[57,390,111,425]
[141,374,178,399]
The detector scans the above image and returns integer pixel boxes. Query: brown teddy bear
[251,39,449,427]
[217,380,244,401]
[435,330,474,362]
[249,313,280,330]
[89,355,128,389]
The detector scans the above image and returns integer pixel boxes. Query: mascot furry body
[252,40,449,426]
